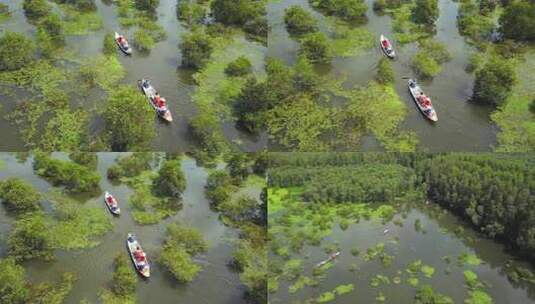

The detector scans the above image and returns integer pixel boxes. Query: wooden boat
[408,79,438,122]
[104,191,120,215]
[114,32,132,55]
[138,78,173,122]
[315,251,341,268]
[380,34,395,59]
[126,233,150,278]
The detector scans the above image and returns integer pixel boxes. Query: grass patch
[79,55,125,93]
[59,4,103,35]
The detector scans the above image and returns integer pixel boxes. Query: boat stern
[429,111,438,122]
[163,111,173,122]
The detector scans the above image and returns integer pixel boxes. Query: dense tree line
[418,154,535,262]
[269,153,535,263]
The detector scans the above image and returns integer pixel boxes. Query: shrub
[110,254,136,297]
[499,1,535,42]
[299,32,333,63]
[472,56,516,106]
[152,159,186,198]
[133,29,155,51]
[0,32,35,71]
[225,56,252,77]
[103,32,116,56]
[0,178,41,214]
[376,57,395,84]
[411,52,441,78]
[284,6,318,36]
[177,2,205,25]
[310,0,367,21]
[135,0,159,11]
[8,213,54,261]
[23,0,51,20]
[0,258,29,303]
[412,0,439,25]
[180,30,213,69]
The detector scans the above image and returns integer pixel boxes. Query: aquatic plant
[99,253,136,304]
[0,178,41,214]
[465,290,493,304]
[177,1,206,26]
[284,5,319,36]
[59,4,103,35]
[180,29,214,69]
[107,153,154,180]
[79,55,125,92]
[317,291,335,303]
[133,29,155,51]
[103,86,155,151]
[33,154,101,193]
[411,0,438,26]
[0,32,36,71]
[464,270,484,290]
[298,32,333,63]
[103,33,117,56]
[458,252,482,266]
[473,56,516,106]
[152,159,186,199]
[415,284,454,304]
[499,1,535,42]
[224,56,253,77]
[69,152,98,169]
[23,0,51,20]
[309,0,368,22]
[159,224,208,283]
[0,257,30,302]
[8,212,54,261]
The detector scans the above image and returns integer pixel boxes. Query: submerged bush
[284,6,318,36]
[107,153,154,180]
[103,32,116,56]
[0,178,41,214]
[33,154,101,193]
[23,0,51,20]
[472,56,516,106]
[133,29,155,51]
[0,258,30,303]
[103,86,155,151]
[135,0,159,11]
[180,29,213,69]
[310,0,367,21]
[376,57,395,84]
[111,254,137,297]
[299,32,333,63]
[0,31,35,71]
[152,159,186,199]
[8,212,54,262]
[224,56,253,77]
[177,1,205,25]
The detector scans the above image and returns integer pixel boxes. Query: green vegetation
[472,56,516,106]
[135,0,159,11]
[309,0,367,22]
[499,1,535,42]
[0,178,41,214]
[411,40,451,78]
[180,29,214,69]
[284,5,318,36]
[0,257,75,304]
[0,3,10,22]
[225,56,253,77]
[133,29,155,51]
[177,1,206,26]
[69,152,98,169]
[159,224,208,282]
[299,32,333,63]
[415,285,454,304]
[23,0,51,20]
[107,153,154,180]
[103,86,155,151]
[152,159,186,198]
[421,154,535,261]
[210,0,267,42]
[8,212,54,261]
[99,253,137,304]
[376,57,395,84]
[0,32,35,71]
[33,154,100,193]
[412,0,438,25]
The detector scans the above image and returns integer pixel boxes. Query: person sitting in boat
[107,196,114,204]
[142,80,150,89]
[134,247,145,261]
[153,95,166,109]
[382,39,390,48]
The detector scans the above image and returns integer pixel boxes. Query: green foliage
[133,29,155,51]
[30,272,76,304]
[159,224,207,282]
[135,0,160,11]
[0,32,35,71]
[457,0,495,42]
[233,77,269,133]
[79,55,125,92]
[376,58,395,84]
[412,0,439,25]
[39,108,90,151]
[499,1,535,42]
[205,170,235,206]
[152,159,186,198]
[472,56,516,106]
[177,1,206,26]
[103,33,116,56]
[103,86,155,151]
[299,32,333,63]
[421,154,535,261]
[415,285,454,304]
[411,52,442,78]
[69,152,98,169]
[8,212,54,261]
[180,29,213,69]
[0,178,41,214]
[33,154,100,193]
[0,258,29,303]
[211,0,265,27]
[41,13,64,43]
[225,56,252,77]
[110,254,137,297]
[284,6,318,36]
[0,3,10,22]
[23,0,51,20]
[309,0,368,22]
[107,153,154,180]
